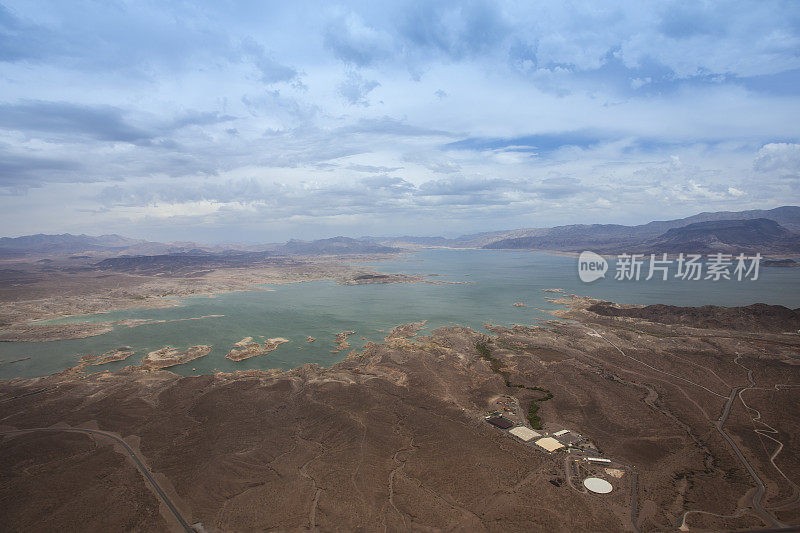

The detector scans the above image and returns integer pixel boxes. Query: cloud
[527,176,582,199]
[360,175,415,192]
[399,0,509,61]
[322,1,511,68]
[93,172,580,217]
[0,144,83,188]
[402,151,461,174]
[657,3,720,39]
[323,11,393,66]
[417,176,507,196]
[346,164,403,173]
[0,100,153,143]
[241,91,319,125]
[339,116,452,137]
[621,2,800,78]
[445,131,609,154]
[0,100,238,148]
[2,1,799,239]
[168,111,237,130]
[0,3,64,62]
[337,71,380,106]
[239,37,301,85]
[753,143,800,176]
[96,178,278,207]
[1,2,235,74]
[415,175,580,201]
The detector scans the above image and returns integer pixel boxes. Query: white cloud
[0,1,798,240]
[753,143,800,176]
[337,71,381,106]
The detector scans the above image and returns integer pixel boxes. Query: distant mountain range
[276,237,398,255]
[2,206,799,259]
[93,250,283,275]
[0,234,398,259]
[383,206,800,255]
[625,218,800,255]
[0,233,214,258]
[485,217,800,255]
[367,206,800,252]
[0,233,144,256]
[479,206,800,251]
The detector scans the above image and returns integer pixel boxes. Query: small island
[94,346,137,365]
[142,345,212,369]
[384,320,427,341]
[226,337,289,361]
[330,330,356,353]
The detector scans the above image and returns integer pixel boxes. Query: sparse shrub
[527,401,542,429]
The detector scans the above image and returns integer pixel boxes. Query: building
[486,415,514,429]
[535,436,565,452]
[509,426,541,442]
[586,457,611,464]
[554,430,584,446]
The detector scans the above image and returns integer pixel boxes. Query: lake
[2,249,798,380]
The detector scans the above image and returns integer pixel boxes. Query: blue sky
[1,0,799,242]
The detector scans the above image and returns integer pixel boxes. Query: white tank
[583,477,613,494]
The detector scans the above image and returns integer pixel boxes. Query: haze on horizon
[1,1,799,243]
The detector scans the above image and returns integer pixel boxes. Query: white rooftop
[553,429,570,436]
[509,426,541,441]
[535,437,565,452]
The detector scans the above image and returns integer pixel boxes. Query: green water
[1,249,799,380]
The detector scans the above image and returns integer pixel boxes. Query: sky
[1,0,800,243]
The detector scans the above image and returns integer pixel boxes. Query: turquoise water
[1,249,798,380]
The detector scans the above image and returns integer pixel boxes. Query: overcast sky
[1,1,799,242]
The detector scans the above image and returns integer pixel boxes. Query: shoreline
[0,254,422,343]
[4,248,797,344]
[5,291,797,384]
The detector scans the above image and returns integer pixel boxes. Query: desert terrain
[2,294,799,531]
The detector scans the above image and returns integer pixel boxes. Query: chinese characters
[612,253,761,281]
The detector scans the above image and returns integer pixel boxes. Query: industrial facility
[534,437,565,452]
[509,426,541,442]
[482,409,599,458]
[485,415,514,429]
[552,429,585,446]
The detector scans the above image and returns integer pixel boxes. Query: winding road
[583,324,791,530]
[710,356,781,527]
[0,427,194,532]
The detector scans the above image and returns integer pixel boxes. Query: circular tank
[583,477,613,494]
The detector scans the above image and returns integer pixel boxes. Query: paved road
[609,457,640,533]
[0,427,194,532]
[584,327,789,531]
[715,367,784,528]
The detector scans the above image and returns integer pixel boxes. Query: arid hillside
[2,295,799,531]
